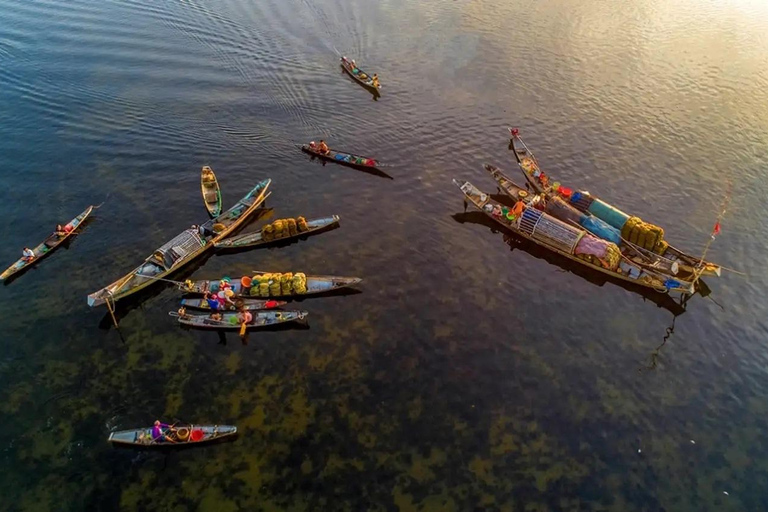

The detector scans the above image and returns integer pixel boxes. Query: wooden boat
[454,177,695,294]
[109,424,237,447]
[87,180,271,307]
[509,128,721,277]
[1,205,94,281]
[484,164,710,282]
[201,166,222,217]
[182,272,362,299]
[172,309,308,330]
[340,56,381,93]
[214,215,340,250]
[180,297,287,311]
[301,144,379,169]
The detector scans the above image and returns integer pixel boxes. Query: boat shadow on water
[95,207,276,330]
[109,432,238,453]
[451,207,700,318]
[214,223,341,255]
[303,153,394,180]
[97,252,218,331]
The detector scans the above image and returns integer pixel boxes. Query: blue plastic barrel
[586,198,630,230]
[580,216,621,245]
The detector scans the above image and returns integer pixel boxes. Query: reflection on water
[1,0,768,510]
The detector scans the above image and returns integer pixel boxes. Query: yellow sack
[269,280,282,296]
[295,272,308,294]
[297,216,309,232]
[259,282,270,297]
[622,216,640,240]
[287,218,298,236]
[654,239,669,255]
[636,229,647,250]
[281,273,293,295]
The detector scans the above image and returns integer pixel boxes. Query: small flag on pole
[712,222,721,239]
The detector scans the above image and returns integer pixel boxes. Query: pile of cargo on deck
[621,217,667,254]
[573,235,622,271]
[248,272,307,297]
[544,196,622,245]
[261,217,310,241]
[560,190,667,254]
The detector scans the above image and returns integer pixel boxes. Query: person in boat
[237,309,253,325]
[512,199,525,218]
[371,74,379,88]
[308,141,317,150]
[204,291,220,311]
[210,311,223,322]
[317,140,330,155]
[217,290,236,309]
[55,224,73,237]
[177,306,189,319]
[152,420,174,443]
[21,247,35,262]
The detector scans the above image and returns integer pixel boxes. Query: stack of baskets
[249,272,307,297]
[261,217,310,241]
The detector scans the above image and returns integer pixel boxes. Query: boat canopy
[151,229,205,270]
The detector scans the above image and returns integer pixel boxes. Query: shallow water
[1,0,768,510]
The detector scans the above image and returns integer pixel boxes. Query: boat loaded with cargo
[455,173,697,294]
[508,128,722,277]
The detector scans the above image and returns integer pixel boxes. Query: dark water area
[2,0,768,510]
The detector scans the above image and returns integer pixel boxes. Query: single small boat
[1,205,94,281]
[172,310,308,330]
[508,128,721,277]
[340,56,381,93]
[180,297,286,311]
[301,144,380,170]
[214,215,340,250]
[201,166,222,218]
[455,176,695,294]
[182,272,362,299]
[108,424,237,447]
[87,180,271,307]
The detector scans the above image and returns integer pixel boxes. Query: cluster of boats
[3,55,386,448]
[455,129,724,296]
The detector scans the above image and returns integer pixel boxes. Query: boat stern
[87,292,106,308]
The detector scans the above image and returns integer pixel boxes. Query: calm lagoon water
[1,0,768,510]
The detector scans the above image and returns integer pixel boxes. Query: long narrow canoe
[87,180,271,307]
[301,145,379,170]
[214,215,340,250]
[109,424,237,447]
[484,164,705,282]
[1,205,94,281]
[182,273,362,299]
[201,166,222,218]
[180,297,286,311]
[340,56,381,93]
[508,129,721,277]
[172,310,308,330]
[455,177,695,294]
